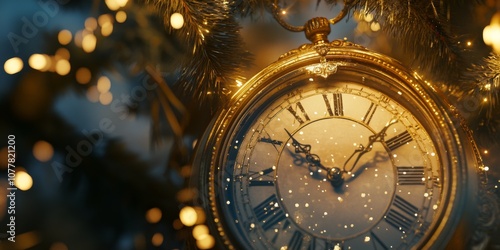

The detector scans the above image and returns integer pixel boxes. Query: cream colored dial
[214,76,443,249]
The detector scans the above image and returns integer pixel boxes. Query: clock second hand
[284,129,343,185]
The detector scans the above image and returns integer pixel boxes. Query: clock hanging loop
[271,0,352,44]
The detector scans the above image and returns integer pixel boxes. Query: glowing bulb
[370,22,381,32]
[4,57,23,74]
[170,13,184,29]
[364,13,374,22]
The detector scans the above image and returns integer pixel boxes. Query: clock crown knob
[304,17,331,44]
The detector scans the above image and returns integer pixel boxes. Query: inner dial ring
[276,117,395,240]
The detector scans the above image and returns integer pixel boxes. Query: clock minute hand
[343,119,398,174]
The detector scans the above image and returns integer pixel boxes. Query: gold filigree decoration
[305,58,339,78]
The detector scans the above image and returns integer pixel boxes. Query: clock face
[205,66,447,250]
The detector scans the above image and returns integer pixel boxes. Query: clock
[192,37,485,249]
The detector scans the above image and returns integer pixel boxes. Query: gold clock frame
[193,39,486,249]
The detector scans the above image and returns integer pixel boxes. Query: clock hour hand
[285,129,344,187]
[284,129,327,172]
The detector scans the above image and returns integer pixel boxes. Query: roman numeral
[288,230,304,250]
[397,166,425,185]
[307,237,316,250]
[362,102,378,125]
[254,194,287,231]
[386,131,413,151]
[432,176,441,188]
[247,167,275,186]
[259,137,283,146]
[369,230,389,250]
[323,93,344,116]
[270,220,291,244]
[287,101,310,124]
[249,180,274,186]
[385,195,419,232]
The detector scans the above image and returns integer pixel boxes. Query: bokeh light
[82,34,97,53]
[76,67,92,84]
[33,140,54,162]
[86,86,100,103]
[179,206,197,226]
[170,13,184,29]
[97,76,111,93]
[15,171,33,191]
[196,234,215,249]
[58,30,73,45]
[145,207,162,223]
[85,17,98,31]
[116,11,127,23]
[4,57,23,74]
[55,59,71,75]
[29,54,49,71]
[99,92,113,105]
[151,233,163,247]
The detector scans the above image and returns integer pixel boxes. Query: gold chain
[271,0,351,32]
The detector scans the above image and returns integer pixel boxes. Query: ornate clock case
[192,17,485,250]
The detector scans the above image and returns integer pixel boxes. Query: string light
[4,57,23,74]
[170,13,184,29]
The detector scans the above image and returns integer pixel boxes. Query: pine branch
[345,0,465,83]
[457,53,500,143]
[141,0,252,108]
